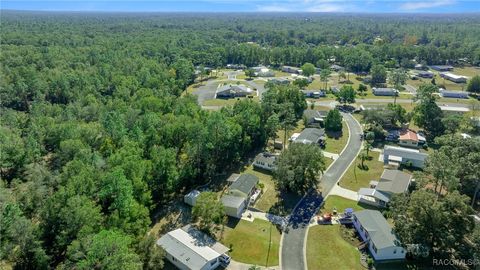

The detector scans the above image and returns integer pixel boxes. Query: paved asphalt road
[280,113,363,270]
[313,99,471,108]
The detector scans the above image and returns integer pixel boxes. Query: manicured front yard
[221,219,280,267]
[339,151,385,191]
[324,121,349,154]
[248,165,301,215]
[319,195,378,214]
[307,225,363,270]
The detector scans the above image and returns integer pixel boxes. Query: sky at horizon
[2,0,480,13]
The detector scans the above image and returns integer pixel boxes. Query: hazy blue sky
[2,0,480,13]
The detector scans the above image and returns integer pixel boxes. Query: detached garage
[221,195,246,218]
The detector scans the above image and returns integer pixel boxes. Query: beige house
[398,130,419,148]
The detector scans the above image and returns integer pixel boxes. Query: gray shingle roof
[376,170,412,194]
[254,152,277,167]
[227,174,259,198]
[354,210,402,249]
[294,128,325,144]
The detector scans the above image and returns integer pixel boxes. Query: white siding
[164,253,221,270]
[353,217,406,261]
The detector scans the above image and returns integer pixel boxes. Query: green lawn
[307,225,363,270]
[248,164,301,216]
[221,219,280,267]
[324,121,349,154]
[319,195,378,214]
[358,92,413,100]
[339,152,385,191]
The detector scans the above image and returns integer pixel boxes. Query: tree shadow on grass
[357,164,369,171]
[267,191,302,217]
[326,130,343,140]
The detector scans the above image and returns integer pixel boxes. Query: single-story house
[252,66,275,77]
[303,109,328,126]
[440,72,467,83]
[353,210,406,261]
[398,129,419,148]
[302,90,326,98]
[268,78,290,85]
[253,152,278,172]
[416,70,434,78]
[358,170,413,207]
[282,65,303,74]
[216,84,254,99]
[383,145,428,168]
[184,190,201,206]
[292,128,326,146]
[430,65,454,72]
[439,105,470,114]
[372,88,398,96]
[331,86,340,94]
[221,174,259,218]
[439,89,469,99]
[157,225,231,270]
[330,64,344,72]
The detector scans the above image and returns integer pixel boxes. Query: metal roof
[354,210,402,249]
[157,228,223,270]
[384,146,428,161]
[358,188,391,202]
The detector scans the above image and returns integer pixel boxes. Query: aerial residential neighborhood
[1,2,480,270]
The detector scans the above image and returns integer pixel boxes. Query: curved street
[280,113,363,270]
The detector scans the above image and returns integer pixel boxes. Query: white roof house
[439,105,470,113]
[383,146,428,168]
[440,72,467,83]
[157,226,230,270]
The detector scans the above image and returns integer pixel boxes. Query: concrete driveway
[280,113,363,270]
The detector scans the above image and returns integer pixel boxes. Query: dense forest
[1,11,480,269]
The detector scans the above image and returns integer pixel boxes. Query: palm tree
[358,151,369,170]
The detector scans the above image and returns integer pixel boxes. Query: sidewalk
[327,184,359,201]
[241,209,286,226]
[227,260,280,270]
[323,151,340,160]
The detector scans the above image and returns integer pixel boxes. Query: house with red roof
[398,129,419,148]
